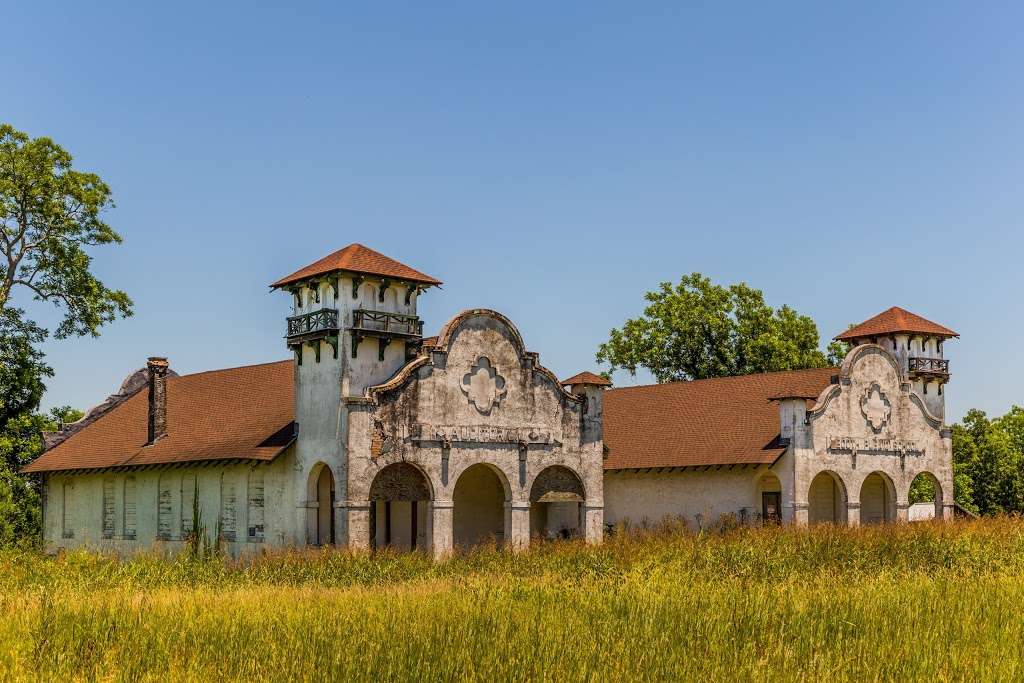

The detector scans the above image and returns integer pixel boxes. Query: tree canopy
[950,407,1024,516]
[0,123,132,338]
[596,273,845,382]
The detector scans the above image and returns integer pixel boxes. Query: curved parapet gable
[366,309,582,407]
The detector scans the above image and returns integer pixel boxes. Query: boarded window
[102,477,115,539]
[181,473,196,537]
[248,469,265,540]
[123,476,137,539]
[157,475,173,540]
[221,474,237,541]
[62,481,73,539]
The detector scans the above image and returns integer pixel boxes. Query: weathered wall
[604,467,781,529]
[43,449,297,556]
[345,310,605,555]
[790,344,954,525]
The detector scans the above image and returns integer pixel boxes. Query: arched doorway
[307,464,335,546]
[908,471,943,521]
[369,462,432,551]
[757,472,782,524]
[453,464,509,549]
[808,471,847,525]
[529,466,586,540]
[860,472,896,525]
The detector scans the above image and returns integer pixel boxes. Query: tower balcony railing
[908,356,950,378]
[352,309,423,339]
[286,307,340,344]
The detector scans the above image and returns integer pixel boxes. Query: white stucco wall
[43,449,296,556]
[604,468,780,529]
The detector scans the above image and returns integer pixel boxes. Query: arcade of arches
[362,462,588,552]
[805,469,944,526]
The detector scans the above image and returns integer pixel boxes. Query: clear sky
[4,2,1022,422]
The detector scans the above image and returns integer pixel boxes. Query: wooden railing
[286,308,340,339]
[908,357,950,376]
[352,309,423,338]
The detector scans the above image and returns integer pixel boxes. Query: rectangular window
[62,481,74,539]
[181,473,196,537]
[157,476,173,540]
[102,477,115,539]
[248,470,265,541]
[123,476,137,539]
[221,474,237,541]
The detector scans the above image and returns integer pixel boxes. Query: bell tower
[270,243,442,545]
[834,306,958,420]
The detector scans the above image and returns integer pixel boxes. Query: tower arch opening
[306,463,335,546]
[529,465,586,540]
[368,462,432,551]
[808,471,847,525]
[859,471,896,525]
[909,471,944,521]
[453,463,510,549]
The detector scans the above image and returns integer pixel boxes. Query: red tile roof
[602,367,836,470]
[26,359,837,473]
[271,243,442,289]
[835,307,958,341]
[562,371,613,387]
[23,361,295,473]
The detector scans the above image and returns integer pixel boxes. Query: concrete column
[942,503,955,521]
[895,502,910,523]
[507,502,530,551]
[793,503,809,526]
[431,501,454,559]
[298,501,318,545]
[846,502,861,527]
[343,500,371,550]
[583,505,604,544]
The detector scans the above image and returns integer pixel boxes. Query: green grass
[5,519,1024,681]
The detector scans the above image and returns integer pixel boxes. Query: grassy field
[4,520,1024,681]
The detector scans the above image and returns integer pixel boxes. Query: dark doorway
[762,492,781,524]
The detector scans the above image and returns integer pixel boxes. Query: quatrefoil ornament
[461,357,507,415]
[860,383,891,433]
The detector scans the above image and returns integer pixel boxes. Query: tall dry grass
[4,518,1024,681]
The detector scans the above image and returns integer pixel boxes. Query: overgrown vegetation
[4,519,1024,680]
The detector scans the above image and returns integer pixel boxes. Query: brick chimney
[147,357,170,444]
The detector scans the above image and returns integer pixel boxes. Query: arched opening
[307,464,335,546]
[369,462,432,551]
[808,471,847,525]
[909,471,943,521]
[860,472,896,525]
[529,466,586,540]
[757,472,782,524]
[453,464,509,549]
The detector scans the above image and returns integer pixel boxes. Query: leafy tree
[0,123,132,338]
[596,273,837,382]
[0,406,82,546]
[0,308,51,431]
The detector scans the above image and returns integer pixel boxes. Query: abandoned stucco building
[25,245,958,556]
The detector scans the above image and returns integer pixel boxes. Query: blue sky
[4,2,1022,421]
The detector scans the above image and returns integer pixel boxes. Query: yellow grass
[4,519,1024,681]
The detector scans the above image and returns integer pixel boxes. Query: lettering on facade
[410,423,559,446]
[827,436,924,456]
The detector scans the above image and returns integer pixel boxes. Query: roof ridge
[169,358,292,381]
[606,366,838,393]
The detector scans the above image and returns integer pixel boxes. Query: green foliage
[596,273,834,382]
[0,123,132,338]
[1,521,1024,680]
[0,309,51,432]
[0,406,81,546]
[950,407,1024,515]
